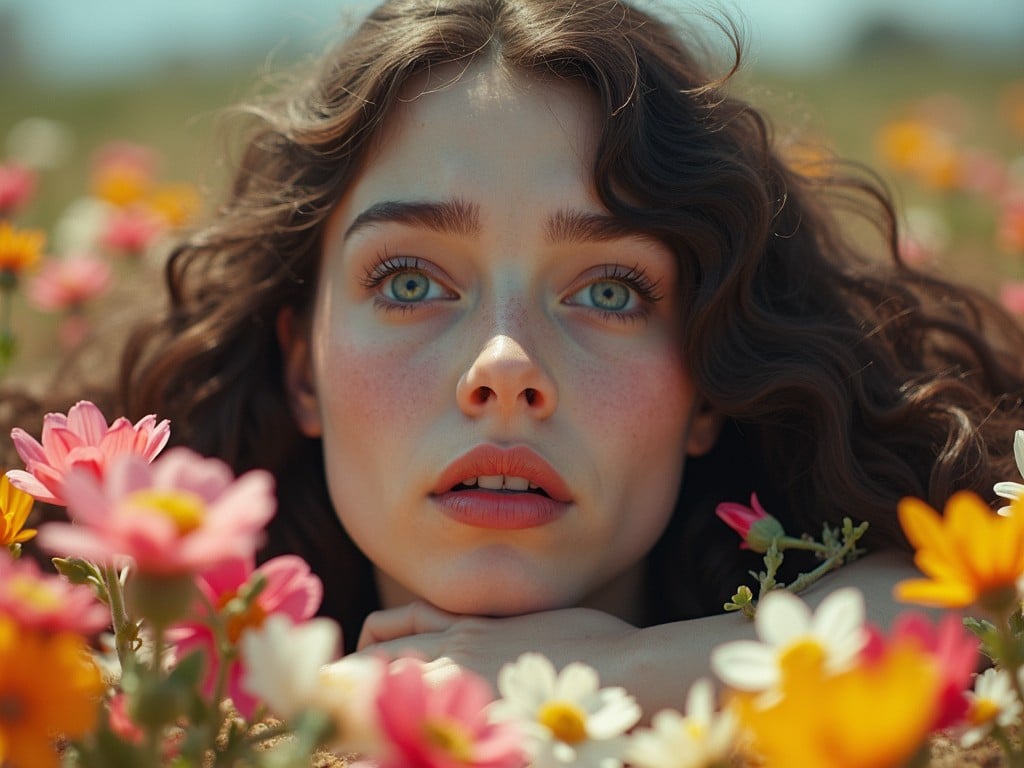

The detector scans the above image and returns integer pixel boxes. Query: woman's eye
[384,269,447,303]
[389,271,429,302]
[588,280,631,311]
[568,278,639,313]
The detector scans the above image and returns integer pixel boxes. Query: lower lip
[432,490,569,530]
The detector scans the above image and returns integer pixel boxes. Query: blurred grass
[1,47,1022,376]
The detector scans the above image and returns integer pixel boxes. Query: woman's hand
[356,601,638,692]
[345,551,921,719]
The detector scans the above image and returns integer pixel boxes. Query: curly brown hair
[13,0,1024,647]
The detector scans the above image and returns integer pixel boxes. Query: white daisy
[709,587,867,695]
[626,678,737,768]
[315,653,387,757]
[994,429,1024,515]
[492,652,641,768]
[239,614,340,721]
[960,667,1022,747]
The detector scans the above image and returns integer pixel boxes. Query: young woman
[13,0,1024,716]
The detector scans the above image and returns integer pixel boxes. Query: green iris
[589,280,629,311]
[389,271,429,302]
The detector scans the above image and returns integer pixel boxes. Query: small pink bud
[715,493,785,553]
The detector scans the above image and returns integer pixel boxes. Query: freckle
[496,296,528,330]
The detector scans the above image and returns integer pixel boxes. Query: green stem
[784,533,862,595]
[756,543,783,601]
[987,604,1024,765]
[144,622,168,763]
[104,563,136,670]
[776,536,831,554]
[0,279,15,372]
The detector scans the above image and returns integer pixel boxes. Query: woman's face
[281,63,720,619]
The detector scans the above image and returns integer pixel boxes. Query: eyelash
[359,253,448,313]
[359,254,664,321]
[575,264,664,324]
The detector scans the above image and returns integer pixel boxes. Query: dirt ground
[307,730,1012,767]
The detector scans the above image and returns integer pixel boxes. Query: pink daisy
[0,552,109,636]
[0,162,36,215]
[374,657,527,768]
[169,554,322,719]
[27,252,112,312]
[36,447,275,575]
[8,399,170,506]
[100,204,165,256]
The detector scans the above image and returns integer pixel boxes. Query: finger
[357,600,461,650]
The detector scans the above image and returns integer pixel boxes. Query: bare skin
[353,550,921,719]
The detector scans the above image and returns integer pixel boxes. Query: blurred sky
[2,0,1023,82]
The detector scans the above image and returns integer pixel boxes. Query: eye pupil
[390,271,429,302]
[589,280,629,311]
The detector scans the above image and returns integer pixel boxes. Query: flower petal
[710,640,779,691]
[755,589,810,646]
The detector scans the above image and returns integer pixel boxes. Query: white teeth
[470,475,533,491]
[478,475,503,490]
[504,476,529,491]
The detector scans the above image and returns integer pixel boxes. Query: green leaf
[52,556,107,595]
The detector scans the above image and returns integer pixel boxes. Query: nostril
[524,388,538,406]
[473,386,494,405]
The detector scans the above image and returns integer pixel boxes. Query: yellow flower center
[8,575,60,611]
[128,489,206,535]
[423,718,474,761]
[778,638,827,681]
[538,700,588,744]
[685,719,707,741]
[969,698,1000,727]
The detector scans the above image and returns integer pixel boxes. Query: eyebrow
[344,199,481,240]
[544,207,645,244]
[343,198,645,244]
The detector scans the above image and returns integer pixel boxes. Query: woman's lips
[430,445,572,529]
[432,489,569,529]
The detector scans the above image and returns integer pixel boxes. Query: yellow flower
[875,118,961,189]
[147,183,200,228]
[91,164,152,207]
[0,222,45,274]
[0,474,36,551]
[895,491,1024,611]
[734,638,938,768]
[0,616,104,768]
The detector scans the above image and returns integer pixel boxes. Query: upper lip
[431,445,573,503]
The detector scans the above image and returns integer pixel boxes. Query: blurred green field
[1,45,1022,378]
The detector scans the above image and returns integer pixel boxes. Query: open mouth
[451,475,552,497]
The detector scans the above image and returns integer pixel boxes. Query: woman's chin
[423,577,574,617]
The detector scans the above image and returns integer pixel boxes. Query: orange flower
[895,491,1024,612]
[875,118,961,190]
[0,222,45,275]
[0,616,103,768]
[733,636,939,768]
[90,141,157,207]
[0,475,35,552]
[148,183,200,228]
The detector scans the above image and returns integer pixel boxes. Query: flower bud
[715,493,785,553]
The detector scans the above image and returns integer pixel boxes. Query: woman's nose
[456,334,558,421]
